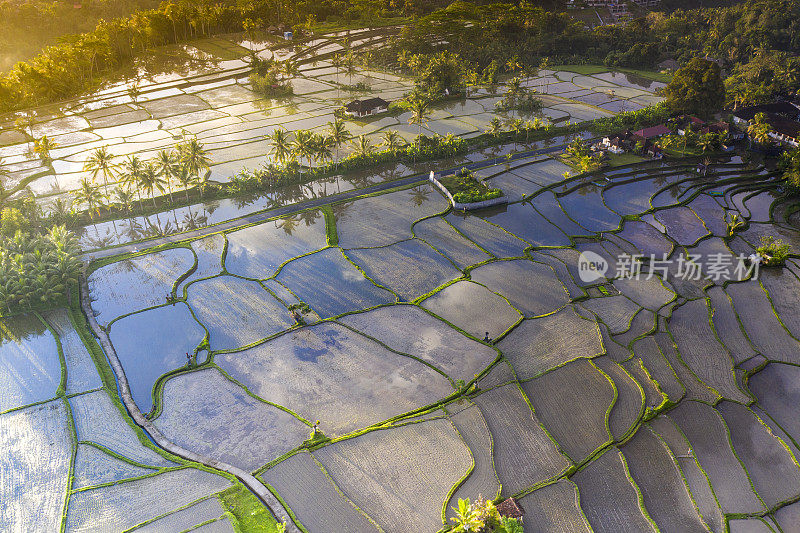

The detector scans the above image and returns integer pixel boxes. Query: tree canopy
[663,57,726,117]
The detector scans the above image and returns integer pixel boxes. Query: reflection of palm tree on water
[410,186,431,207]
[275,215,299,235]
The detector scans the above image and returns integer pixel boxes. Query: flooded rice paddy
[6,146,800,531]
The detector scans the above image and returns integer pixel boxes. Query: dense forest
[0,0,798,113]
[385,0,800,107]
[0,0,161,70]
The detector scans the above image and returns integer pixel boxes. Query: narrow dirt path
[78,278,301,532]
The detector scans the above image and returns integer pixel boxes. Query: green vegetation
[0,0,160,70]
[779,147,800,190]
[747,112,775,147]
[495,77,543,113]
[248,55,295,98]
[2,0,800,114]
[663,58,726,118]
[450,497,523,533]
[439,168,502,204]
[657,128,727,157]
[590,103,672,135]
[606,152,647,167]
[560,137,604,174]
[756,236,792,267]
[219,485,284,533]
[0,225,82,315]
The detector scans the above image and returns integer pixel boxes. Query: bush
[450,497,523,533]
[440,171,503,204]
[590,102,671,134]
[249,71,293,97]
[1,207,29,237]
[757,236,792,267]
[453,188,503,203]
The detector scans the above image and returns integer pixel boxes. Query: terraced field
[0,27,666,251]
[5,27,800,533]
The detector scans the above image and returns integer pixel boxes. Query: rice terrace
[3,1,800,532]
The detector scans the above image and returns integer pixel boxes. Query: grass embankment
[219,485,283,533]
[550,64,672,83]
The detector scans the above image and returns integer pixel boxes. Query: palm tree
[697,133,715,153]
[327,118,351,165]
[510,118,524,148]
[72,177,105,225]
[154,149,179,204]
[505,54,522,74]
[379,130,404,153]
[313,134,333,167]
[351,135,374,158]
[33,135,58,164]
[331,54,343,96]
[120,155,146,214]
[269,128,293,166]
[84,146,117,196]
[138,162,167,208]
[450,499,482,533]
[343,52,357,85]
[292,130,315,171]
[113,186,135,214]
[175,165,195,202]
[407,95,432,137]
[486,117,503,137]
[177,138,212,185]
[747,112,772,146]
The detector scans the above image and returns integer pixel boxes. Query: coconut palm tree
[292,129,315,171]
[505,54,522,73]
[154,149,179,204]
[113,186,136,215]
[33,135,58,164]
[351,135,374,158]
[72,177,105,225]
[331,54,343,96]
[327,118,351,165]
[175,164,195,202]
[343,52,357,85]
[84,146,117,196]
[138,162,167,208]
[747,112,772,146]
[269,128,293,166]
[177,138,212,184]
[312,134,333,167]
[379,130,404,153]
[407,95,432,137]
[120,155,146,214]
[486,117,503,137]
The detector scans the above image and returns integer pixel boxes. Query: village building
[343,97,390,118]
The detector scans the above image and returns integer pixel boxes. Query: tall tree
[663,57,726,117]
[84,146,117,196]
[406,94,432,137]
[327,118,350,165]
[269,128,293,166]
[153,149,179,204]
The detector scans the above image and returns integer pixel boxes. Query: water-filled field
[28,149,796,532]
[0,28,666,252]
